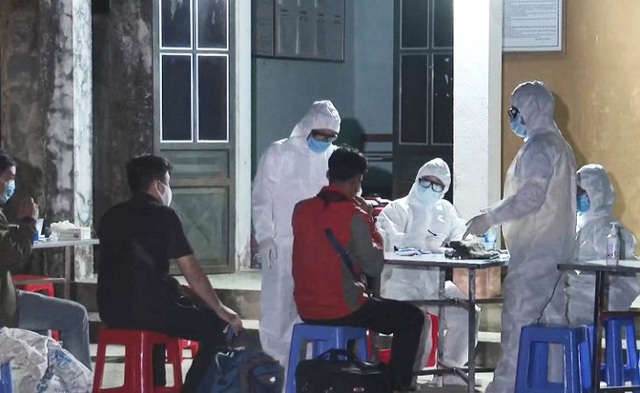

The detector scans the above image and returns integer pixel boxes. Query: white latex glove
[258,238,277,268]
[464,212,492,238]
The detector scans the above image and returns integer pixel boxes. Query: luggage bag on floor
[295,349,392,393]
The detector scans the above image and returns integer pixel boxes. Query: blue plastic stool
[0,363,12,393]
[285,323,369,393]
[587,317,640,386]
[515,324,591,393]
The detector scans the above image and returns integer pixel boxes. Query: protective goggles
[309,130,338,143]
[418,177,445,193]
[507,107,520,121]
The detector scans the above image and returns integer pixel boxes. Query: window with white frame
[159,0,230,143]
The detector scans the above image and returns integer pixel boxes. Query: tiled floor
[85,344,494,392]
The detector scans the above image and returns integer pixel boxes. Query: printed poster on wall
[252,0,345,61]
[503,0,564,52]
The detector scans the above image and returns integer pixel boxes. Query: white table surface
[33,238,99,249]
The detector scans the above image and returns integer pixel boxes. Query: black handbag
[296,349,392,393]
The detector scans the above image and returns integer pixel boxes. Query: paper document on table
[393,246,432,256]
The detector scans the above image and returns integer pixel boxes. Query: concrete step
[75,271,261,319]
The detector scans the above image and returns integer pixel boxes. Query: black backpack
[295,349,392,393]
[197,348,283,393]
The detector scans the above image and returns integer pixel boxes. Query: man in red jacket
[292,146,424,392]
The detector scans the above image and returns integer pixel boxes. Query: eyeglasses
[309,130,338,143]
[507,106,520,121]
[418,178,445,193]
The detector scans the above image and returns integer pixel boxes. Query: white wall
[453,0,503,221]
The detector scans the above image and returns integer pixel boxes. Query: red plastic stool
[374,312,439,367]
[13,275,60,341]
[13,275,55,297]
[178,339,199,362]
[92,329,183,393]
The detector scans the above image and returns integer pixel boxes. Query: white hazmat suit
[252,100,341,368]
[377,158,478,381]
[466,81,577,393]
[566,164,640,326]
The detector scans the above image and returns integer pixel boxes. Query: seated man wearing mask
[0,149,91,369]
[98,155,243,391]
[566,163,640,325]
[292,146,424,393]
[376,158,476,385]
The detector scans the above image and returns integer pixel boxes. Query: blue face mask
[577,193,590,213]
[307,138,331,153]
[510,114,528,139]
[417,187,442,206]
[1,180,15,204]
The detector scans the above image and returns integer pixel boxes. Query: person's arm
[0,199,38,273]
[620,226,638,261]
[252,147,279,244]
[485,140,556,225]
[376,202,410,249]
[443,201,468,242]
[347,213,384,278]
[165,209,243,332]
[176,255,243,332]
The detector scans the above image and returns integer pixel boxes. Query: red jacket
[292,185,384,320]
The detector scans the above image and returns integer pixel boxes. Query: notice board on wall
[503,0,564,52]
[252,0,345,62]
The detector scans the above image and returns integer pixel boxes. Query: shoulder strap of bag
[317,190,358,276]
[318,190,371,293]
[324,228,357,275]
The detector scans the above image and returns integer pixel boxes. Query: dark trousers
[304,297,424,390]
[151,301,227,393]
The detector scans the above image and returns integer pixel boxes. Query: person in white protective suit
[376,158,478,385]
[465,81,577,393]
[252,100,341,368]
[566,164,640,326]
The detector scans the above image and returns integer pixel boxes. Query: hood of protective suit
[289,100,341,141]
[407,158,451,204]
[510,81,558,139]
[577,164,615,224]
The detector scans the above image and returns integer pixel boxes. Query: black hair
[126,155,173,194]
[327,145,367,183]
[0,150,16,174]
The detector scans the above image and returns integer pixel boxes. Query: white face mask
[158,181,173,206]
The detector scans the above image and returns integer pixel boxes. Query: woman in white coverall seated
[566,163,640,325]
[376,158,477,385]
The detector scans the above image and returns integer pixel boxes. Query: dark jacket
[0,209,36,327]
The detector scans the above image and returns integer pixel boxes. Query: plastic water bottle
[483,227,497,251]
[606,222,620,266]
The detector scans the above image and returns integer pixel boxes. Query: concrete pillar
[453,0,503,221]
[0,0,93,278]
[235,0,252,269]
